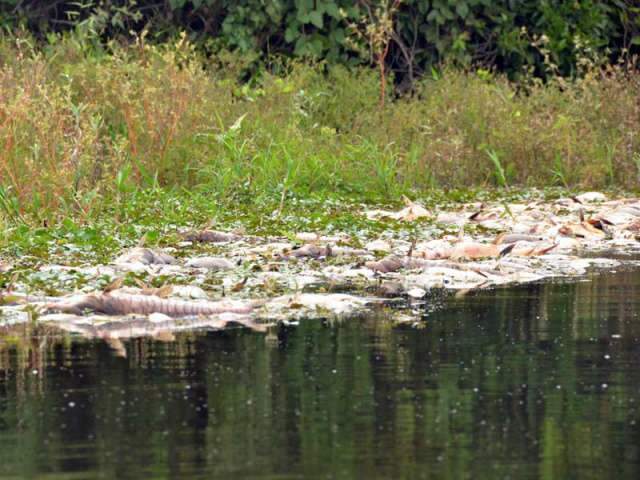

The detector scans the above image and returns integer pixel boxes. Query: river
[1,269,639,479]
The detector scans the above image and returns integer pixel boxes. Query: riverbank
[2,190,640,340]
[1,35,639,230]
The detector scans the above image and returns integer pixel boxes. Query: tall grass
[0,32,639,224]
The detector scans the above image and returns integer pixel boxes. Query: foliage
[0,34,639,230]
[1,0,638,82]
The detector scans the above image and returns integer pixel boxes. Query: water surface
[1,270,640,479]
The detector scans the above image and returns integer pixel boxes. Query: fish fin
[231,277,248,292]
[407,238,416,258]
[499,243,516,257]
[155,285,173,298]
[136,233,148,247]
[472,269,489,278]
[103,277,124,293]
[537,243,558,256]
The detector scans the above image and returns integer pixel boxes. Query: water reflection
[1,270,640,479]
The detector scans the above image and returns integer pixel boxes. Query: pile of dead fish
[2,191,640,341]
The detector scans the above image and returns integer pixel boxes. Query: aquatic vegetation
[2,191,640,348]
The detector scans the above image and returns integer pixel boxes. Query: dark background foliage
[1,0,639,81]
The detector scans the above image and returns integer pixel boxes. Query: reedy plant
[0,32,639,225]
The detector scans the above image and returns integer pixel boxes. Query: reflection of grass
[0,324,62,372]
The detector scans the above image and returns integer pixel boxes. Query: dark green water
[1,270,640,479]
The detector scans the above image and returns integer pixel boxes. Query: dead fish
[617,205,640,217]
[365,239,392,252]
[279,244,368,260]
[365,255,498,275]
[294,232,349,243]
[395,196,431,222]
[587,218,613,229]
[115,248,177,265]
[511,243,558,257]
[558,222,606,239]
[365,246,514,272]
[469,210,497,222]
[287,244,332,259]
[413,247,450,260]
[48,292,254,317]
[184,230,242,243]
[186,257,236,270]
[364,196,430,222]
[494,233,544,245]
[365,256,405,273]
[379,281,405,296]
[449,242,513,260]
[625,219,640,232]
[575,192,607,203]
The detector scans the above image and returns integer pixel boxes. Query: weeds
[0,32,639,228]
[485,149,508,188]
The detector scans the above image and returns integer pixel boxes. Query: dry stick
[378,45,389,108]
[275,183,288,219]
[378,0,402,107]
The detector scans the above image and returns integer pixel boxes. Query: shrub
[0,34,639,224]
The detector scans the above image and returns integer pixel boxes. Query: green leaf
[325,2,341,19]
[285,25,299,43]
[439,6,454,20]
[456,2,469,18]
[308,10,324,28]
[295,0,314,10]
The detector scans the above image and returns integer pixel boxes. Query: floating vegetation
[2,192,640,349]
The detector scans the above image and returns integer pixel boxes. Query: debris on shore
[3,192,640,343]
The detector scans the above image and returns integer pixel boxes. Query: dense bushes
[1,1,639,81]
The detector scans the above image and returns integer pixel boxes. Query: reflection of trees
[0,271,639,478]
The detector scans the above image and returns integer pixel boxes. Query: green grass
[0,32,639,234]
